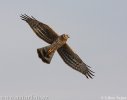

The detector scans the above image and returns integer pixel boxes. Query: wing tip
[84,65,95,79]
[20,14,29,21]
[20,14,37,21]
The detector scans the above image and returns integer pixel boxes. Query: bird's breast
[48,36,68,53]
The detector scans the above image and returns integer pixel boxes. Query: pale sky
[0,0,127,100]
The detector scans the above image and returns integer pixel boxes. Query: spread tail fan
[37,46,55,64]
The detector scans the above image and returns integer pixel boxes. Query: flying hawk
[20,14,94,79]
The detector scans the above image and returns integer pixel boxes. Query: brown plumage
[21,14,94,79]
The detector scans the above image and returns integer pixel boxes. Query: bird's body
[47,34,69,55]
[21,14,94,79]
[37,34,69,64]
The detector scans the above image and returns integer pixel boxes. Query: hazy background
[0,0,127,100]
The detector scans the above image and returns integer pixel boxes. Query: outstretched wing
[20,14,58,44]
[57,44,94,79]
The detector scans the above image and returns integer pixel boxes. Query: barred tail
[37,46,55,64]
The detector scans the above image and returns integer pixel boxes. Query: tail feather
[37,46,55,64]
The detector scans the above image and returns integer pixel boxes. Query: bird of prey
[20,14,94,79]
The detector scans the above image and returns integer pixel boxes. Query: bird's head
[61,34,70,40]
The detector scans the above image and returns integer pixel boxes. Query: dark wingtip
[20,14,31,21]
[20,14,37,23]
[85,68,95,79]
[82,65,94,79]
